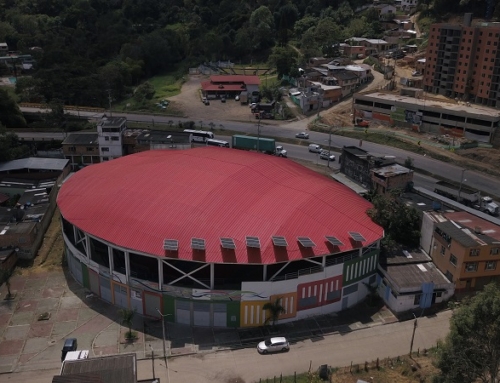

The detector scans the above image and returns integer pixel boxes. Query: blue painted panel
[420,282,435,308]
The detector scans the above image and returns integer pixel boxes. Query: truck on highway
[433,181,499,215]
[232,135,287,157]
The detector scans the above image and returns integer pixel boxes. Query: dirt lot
[17,208,65,277]
[168,75,260,123]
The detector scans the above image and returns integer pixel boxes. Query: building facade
[423,14,500,108]
[58,149,384,328]
[371,164,413,195]
[97,117,127,162]
[352,92,500,145]
[430,219,500,292]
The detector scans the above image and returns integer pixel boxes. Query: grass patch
[260,353,440,383]
[114,71,186,115]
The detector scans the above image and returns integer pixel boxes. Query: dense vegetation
[0,0,499,111]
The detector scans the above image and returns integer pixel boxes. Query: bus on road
[183,129,215,143]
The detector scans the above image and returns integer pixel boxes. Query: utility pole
[107,89,113,117]
[458,169,466,202]
[257,116,261,152]
[328,126,333,168]
[409,314,418,356]
[149,344,155,380]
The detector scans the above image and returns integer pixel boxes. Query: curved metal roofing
[57,148,383,264]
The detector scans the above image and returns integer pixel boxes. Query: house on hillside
[375,4,397,16]
[330,70,360,98]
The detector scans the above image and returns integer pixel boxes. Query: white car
[257,337,290,354]
[295,132,309,139]
[320,151,335,161]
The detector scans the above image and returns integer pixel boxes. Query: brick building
[423,13,500,108]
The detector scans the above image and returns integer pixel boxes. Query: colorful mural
[343,250,378,286]
[296,275,343,311]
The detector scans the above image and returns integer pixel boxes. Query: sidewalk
[0,268,397,375]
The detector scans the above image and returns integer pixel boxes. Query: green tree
[0,88,26,128]
[435,283,500,383]
[119,308,136,340]
[133,81,155,102]
[263,297,285,327]
[368,192,420,249]
[268,45,298,79]
[249,6,275,51]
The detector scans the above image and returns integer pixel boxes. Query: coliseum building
[57,148,383,327]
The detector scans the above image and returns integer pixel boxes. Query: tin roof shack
[0,180,58,259]
[371,164,413,195]
[378,248,454,314]
[55,353,139,383]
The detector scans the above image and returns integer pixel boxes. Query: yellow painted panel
[240,301,267,328]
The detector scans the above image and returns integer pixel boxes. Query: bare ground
[168,75,259,123]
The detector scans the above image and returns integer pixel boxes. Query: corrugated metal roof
[209,75,260,85]
[201,81,246,91]
[0,157,69,172]
[57,148,383,264]
[60,354,136,383]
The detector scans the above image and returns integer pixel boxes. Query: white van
[308,144,321,153]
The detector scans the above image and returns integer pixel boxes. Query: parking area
[168,75,260,123]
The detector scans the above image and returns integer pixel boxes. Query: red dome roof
[57,148,383,264]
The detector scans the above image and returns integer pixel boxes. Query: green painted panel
[163,294,175,322]
[343,250,379,286]
[82,263,90,289]
[226,301,240,328]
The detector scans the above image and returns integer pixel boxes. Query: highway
[18,107,500,197]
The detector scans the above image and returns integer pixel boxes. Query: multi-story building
[430,213,500,292]
[352,92,500,145]
[423,13,500,108]
[339,146,396,190]
[62,133,99,170]
[371,164,413,195]
[97,117,127,162]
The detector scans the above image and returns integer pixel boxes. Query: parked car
[320,151,336,161]
[221,96,226,103]
[257,337,290,354]
[61,338,78,362]
[235,95,240,101]
[412,71,422,77]
[295,132,309,139]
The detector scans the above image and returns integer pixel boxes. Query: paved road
[12,129,476,195]
[6,310,451,383]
